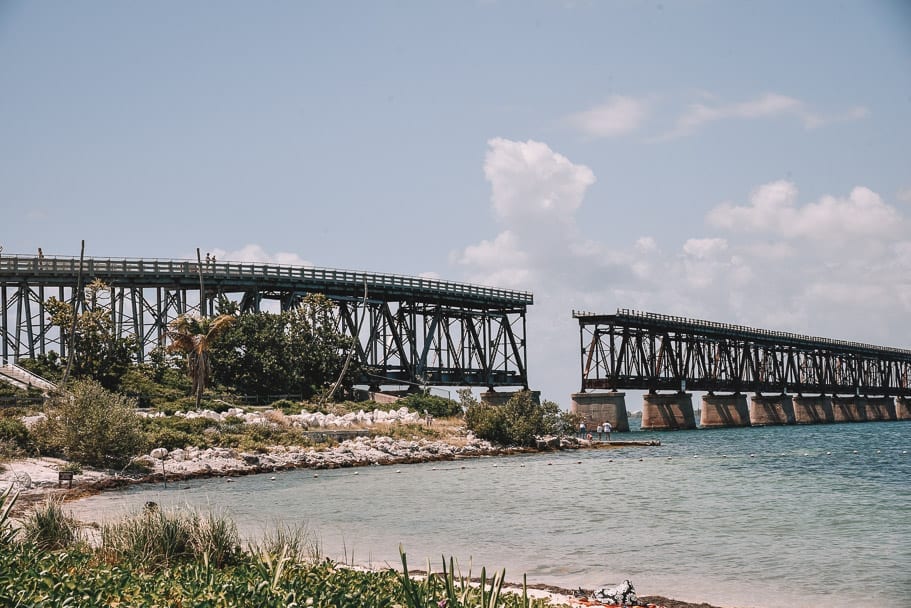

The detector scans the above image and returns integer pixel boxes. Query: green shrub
[101,506,239,569]
[464,391,562,447]
[399,393,462,418]
[20,499,81,550]
[270,398,300,413]
[31,379,146,467]
[252,521,321,563]
[0,417,30,456]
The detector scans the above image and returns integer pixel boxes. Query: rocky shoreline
[1,433,546,512]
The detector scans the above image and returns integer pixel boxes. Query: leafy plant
[20,498,82,550]
[465,391,562,447]
[0,486,18,545]
[0,417,30,456]
[399,393,462,418]
[167,314,237,409]
[31,379,146,467]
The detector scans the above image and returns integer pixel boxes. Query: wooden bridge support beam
[570,391,629,432]
[700,393,750,428]
[641,393,696,430]
[749,394,795,426]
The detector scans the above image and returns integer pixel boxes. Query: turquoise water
[70,422,911,607]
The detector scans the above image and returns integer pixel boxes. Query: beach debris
[592,579,638,606]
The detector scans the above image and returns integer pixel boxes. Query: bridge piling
[749,394,795,425]
[570,391,629,432]
[700,393,750,428]
[832,396,867,423]
[793,396,835,424]
[641,393,696,430]
[866,396,897,421]
[897,397,911,420]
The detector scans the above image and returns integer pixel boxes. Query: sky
[2,1,910,405]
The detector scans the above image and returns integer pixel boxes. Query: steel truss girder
[578,315,911,397]
[336,300,527,388]
[1,270,529,389]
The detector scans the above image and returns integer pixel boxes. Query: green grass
[0,497,560,608]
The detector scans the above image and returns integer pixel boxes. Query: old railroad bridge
[572,310,911,430]
[0,254,531,394]
[2,253,910,426]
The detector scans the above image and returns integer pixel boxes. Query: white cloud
[209,244,313,267]
[450,140,911,403]
[682,237,728,259]
[658,93,868,140]
[566,96,649,137]
[484,138,595,224]
[707,180,905,240]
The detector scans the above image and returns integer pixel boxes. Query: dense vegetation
[0,489,558,608]
[14,284,359,403]
[462,390,577,447]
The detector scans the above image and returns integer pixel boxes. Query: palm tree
[166,314,235,409]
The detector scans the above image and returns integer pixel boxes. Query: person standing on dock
[579,420,586,439]
[604,421,612,441]
[596,423,603,440]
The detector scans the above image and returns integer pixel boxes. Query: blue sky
[2,1,910,403]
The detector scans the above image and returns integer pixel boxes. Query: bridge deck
[0,255,532,308]
[574,309,911,360]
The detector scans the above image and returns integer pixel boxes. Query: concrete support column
[866,396,896,421]
[793,395,834,424]
[749,394,795,426]
[700,393,750,428]
[832,396,867,422]
[480,390,540,406]
[896,398,911,421]
[641,393,696,430]
[570,391,629,432]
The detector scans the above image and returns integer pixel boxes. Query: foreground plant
[0,504,562,608]
[399,545,547,608]
[20,498,81,550]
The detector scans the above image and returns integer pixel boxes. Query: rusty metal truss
[575,309,911,397]
[0,255,532,389]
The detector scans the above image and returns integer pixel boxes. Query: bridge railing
[0,254,533,305]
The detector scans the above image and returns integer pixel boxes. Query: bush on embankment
[0,489,557,608]
[463,389,568,447]
[30,379,146,467]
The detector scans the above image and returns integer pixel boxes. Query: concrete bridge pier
[480,389,540,406]
[896,398,911,420]
[749,394,795,425]
[641,392,696,430]
[570,391,630,432]
[832,396,867,422]
[866,396,897,421]
[700,393,750,428]
[793,395,834,424]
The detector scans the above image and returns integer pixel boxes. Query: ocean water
[70,422,910,608]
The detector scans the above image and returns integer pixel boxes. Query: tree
[44,280,139,390]
[31,379,145,467]
[464,390,562,447]
[209,294,358,400]
[166,314,236,409]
